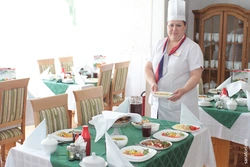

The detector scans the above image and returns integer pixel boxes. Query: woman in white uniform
[144,0,204,122]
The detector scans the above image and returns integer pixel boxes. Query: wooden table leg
[212,137,230,167]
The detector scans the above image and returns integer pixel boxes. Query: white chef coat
[147,37,204,122]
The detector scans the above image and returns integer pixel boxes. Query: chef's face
[167,20,186,41]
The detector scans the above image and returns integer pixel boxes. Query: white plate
[131,122,142,129]
[79,161,108,167]
[85,78,98,84]
[139,139,172,150]
[208,89,221,94]
[153,129,189,142]
[62,79,74,84]
[152,91,173,98]
[198,103,212,107]
[172,124,201,133]
[51,129,81,142]
[120,146,157,162]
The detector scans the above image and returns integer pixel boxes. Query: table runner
[50,117,194,167]
[200,101,249,128]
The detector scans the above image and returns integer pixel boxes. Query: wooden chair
[230,141,250,166]
[108,61,130,110]
[97,63,114,110]
[30,94,71,135]
[0,78,30,164]
[37,58,56,74]
[73,86,104,126]
[58,56,74,74]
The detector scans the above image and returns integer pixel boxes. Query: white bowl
[143,122,160,134]
[198,100,212,106]
[236,98,247,106]
[41,134,58,155]
[227,104,237,110]
[111,135,128,148]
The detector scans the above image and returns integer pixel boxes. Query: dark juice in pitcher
[130,103,142,115]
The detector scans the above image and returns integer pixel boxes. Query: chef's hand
[168,88,185,102]
[150,82,158,92]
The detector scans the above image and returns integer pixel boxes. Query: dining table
[5,117,216,167]
[199,98,250,167]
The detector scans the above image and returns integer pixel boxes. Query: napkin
[105,132,133,167]
[40,67,50,79]
[92,111,142,142]
[114,98,130,113]
[226,80,250,97]
[180,103,202,127]
[23,119,47,150]
[216,76,231,90]
[72,66,85,85]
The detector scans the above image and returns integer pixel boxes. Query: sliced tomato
[189,126,200,131]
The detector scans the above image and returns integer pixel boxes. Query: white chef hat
[167,0,186,21]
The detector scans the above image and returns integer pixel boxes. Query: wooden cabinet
[193,4,250,91]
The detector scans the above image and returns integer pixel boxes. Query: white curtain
[0,0,151,97]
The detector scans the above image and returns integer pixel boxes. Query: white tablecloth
[199,107,250,147]
[5,127,216,167]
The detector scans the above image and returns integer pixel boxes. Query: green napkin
[43,79,76,95]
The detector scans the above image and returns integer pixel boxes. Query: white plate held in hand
[152,91,173,98]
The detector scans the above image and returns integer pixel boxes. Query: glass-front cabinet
[193,4,250,91]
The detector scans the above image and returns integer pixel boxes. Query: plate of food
[51,129,82,141]
[198,95,213,102]
[112,116,131,128]
[172,124,200,132]
[153,129,189,142]
[139,139,172,150]
[152,91,173,98]
[131,119,150,129]
[62,78,74,84]
[208,89,221,94]
[120,146,157,162]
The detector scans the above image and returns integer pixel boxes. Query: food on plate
[115,116,131,124]
[174,124,200,131]
[112,137,125,141]
[161,131,185,138]
[140,139,171,149]
[134,119,150,125]
[154,92,173,96]
[123,148,149,156]
[198,95,207,98]
[57,131,73,138]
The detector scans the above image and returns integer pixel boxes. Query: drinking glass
[142,124,151,138]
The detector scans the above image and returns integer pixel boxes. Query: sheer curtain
[0,0,152,97]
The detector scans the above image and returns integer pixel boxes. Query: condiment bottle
[61,67,66,79]
[81,125,91,156]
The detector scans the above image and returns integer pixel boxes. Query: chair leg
[1,145,5,163]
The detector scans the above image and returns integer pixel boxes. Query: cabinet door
[222,13,247,83]
[200,12,223,90]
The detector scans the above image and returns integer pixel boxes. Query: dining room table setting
[5,99,216,167]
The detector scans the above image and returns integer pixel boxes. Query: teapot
[41,134,58,155]
[226,98,237,111]
[80,152,106,167]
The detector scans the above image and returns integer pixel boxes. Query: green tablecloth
[50,117,194,167]
[200,101,249,128]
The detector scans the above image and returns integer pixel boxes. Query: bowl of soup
[111,135,128,148]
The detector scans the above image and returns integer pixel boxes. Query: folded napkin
[226,80,250,97]
[93,111,142,142]
[23,119,47,150]
[216,76,231,90]
[114,98,130,113]
[180,103,202,127]
[105,132,133,167]
[72,66,86,85]
[40,67,50,79]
